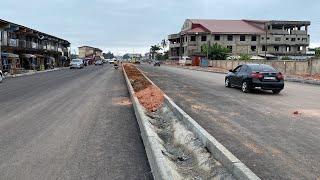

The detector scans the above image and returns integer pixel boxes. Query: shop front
[1,52,21,74]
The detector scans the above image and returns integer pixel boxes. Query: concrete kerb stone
[164,96,260,180]
[122,65,175,180]
[4,67,68,79]
[136,66,260,180]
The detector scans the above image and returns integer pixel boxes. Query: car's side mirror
[229,69,234,73]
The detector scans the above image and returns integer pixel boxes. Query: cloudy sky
[1,0,319,55]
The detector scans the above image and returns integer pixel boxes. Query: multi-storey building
[0,19,70,73]
[78,46,103,59]
[168,19,311,60]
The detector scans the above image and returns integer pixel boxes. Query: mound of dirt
[123,63,164,112]
[123,64,151,92]
[136,85,164,112]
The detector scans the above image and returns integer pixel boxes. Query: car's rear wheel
[242,81,250,93]
[225,78,231,88]
[272,90,281,94]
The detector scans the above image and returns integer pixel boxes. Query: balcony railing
[4,39,64,52]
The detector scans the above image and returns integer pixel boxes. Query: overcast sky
[1,0,319,55]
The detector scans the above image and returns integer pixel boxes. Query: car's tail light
[276,72,284,80]
[251,72,264,79]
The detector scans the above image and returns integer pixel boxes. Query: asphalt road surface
[0,65,152,180]
[140,64,320,180]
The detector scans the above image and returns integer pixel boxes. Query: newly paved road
[140,64,320,180]
[0,65,152,180]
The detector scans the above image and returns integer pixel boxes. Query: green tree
[161,39,167,51]
[156,51,169,61]
[123,54,130,59]
[103,51,115,59]
[315,48,320,57]
[281,56,291,60]
[150,45,162,60]
[201,43,231,60]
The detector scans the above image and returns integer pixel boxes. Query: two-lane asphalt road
[0,65,151,180]
[140,64,320,180]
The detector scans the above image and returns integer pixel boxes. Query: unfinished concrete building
[168,19,311,60]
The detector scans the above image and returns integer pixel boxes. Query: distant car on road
[70,59,84,69]
[154,61,161,66]
[108,59,115,64]
[94,60,103,66]
[0,70,3,83]
[225,64,284,94]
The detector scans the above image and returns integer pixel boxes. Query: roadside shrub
[281,56,291,60]
[239,54,252,60]
[201,43,231,60]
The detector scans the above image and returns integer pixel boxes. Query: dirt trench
[124,64,235,179]
[124,64,164,112]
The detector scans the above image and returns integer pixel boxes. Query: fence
[209,59,320,75]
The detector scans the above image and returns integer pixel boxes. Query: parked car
[70,59,84,69]
[179,56,192,66]
[225,64,284,94]
[95,60,103,66]
[0,70,3,83]
[109,59,115,64]
[154,61,161,66]
[102,59,108,64]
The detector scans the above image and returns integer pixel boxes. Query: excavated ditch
[147,104,235,180]
[124,63,235,179]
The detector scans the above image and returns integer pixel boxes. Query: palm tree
[161,39,167,51]
[150,45,161,60]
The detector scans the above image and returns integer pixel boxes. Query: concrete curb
[285,77,320,85]
[4,67,68,79]
[168,65,320,86]
[137,66,260,180]
[164,96,260,180]
[122,66,175,180]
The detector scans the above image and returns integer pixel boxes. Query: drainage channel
[146,103,235,180]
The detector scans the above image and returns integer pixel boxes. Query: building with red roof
[168,19,310,60]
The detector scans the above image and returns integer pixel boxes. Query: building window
[201,35,207,41]
[227,46,233,52]
[267,37,270,40]
[286,46,291,52]
[274,46,279,51]
[214,35,220,41]
[190,36,196,41]
[302,38,307,41]
[291,38,296,42]
[185,36,188,42]
[261,37,264,40]
[251,46,257,52]
[286,38,289,41]
[298,46,303,51]
[251,35,257,41]
[240,35,246,41]
[275,37,281,41]
[227,35,233,41]
[262,45,266,51]
[297,38,300,41]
